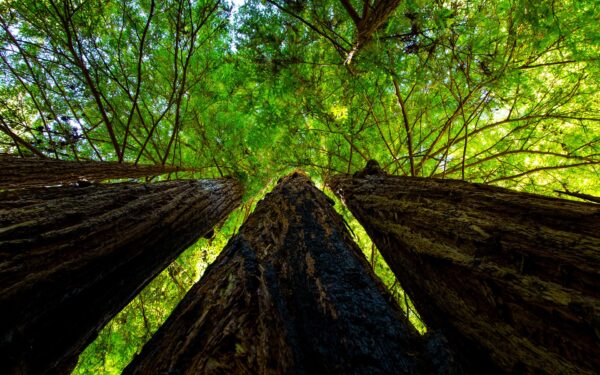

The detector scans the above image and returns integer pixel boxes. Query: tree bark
[340,0,402,64]
[0,178,242,374]
[0,154,191,189]
[124,172,462,374]
[330,162,600,374]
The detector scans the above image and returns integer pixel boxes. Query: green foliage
[1,0,598,371]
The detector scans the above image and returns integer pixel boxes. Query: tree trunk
[124,172,462,374]
[330,162,600,375]
[0,154,191,189]
[0,178,242,374]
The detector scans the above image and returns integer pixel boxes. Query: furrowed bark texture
[341,0,401,63]
[125,173,460,374]
[330,165,600,374]
[0,154,189,189]
[0,179,242,374]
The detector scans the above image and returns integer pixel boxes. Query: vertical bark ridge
[0,154,191,189]
[125,172,463,374]
[0,178,242,374]
[330,163,600,374]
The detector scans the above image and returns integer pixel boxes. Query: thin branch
[488,161,600,183]
[555,190,600,204]
[392,78,415,176]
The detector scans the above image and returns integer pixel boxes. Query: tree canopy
[1,0,598,373]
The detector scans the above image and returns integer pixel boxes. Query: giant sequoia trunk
[125,173,461,374]
[0,154,189,189]
[330,162,600,374]
[0,178,242,374]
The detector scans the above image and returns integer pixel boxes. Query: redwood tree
[0,178,242,374]
[0,155,190,189]
[330,161,600,375]
[124,173,462,374]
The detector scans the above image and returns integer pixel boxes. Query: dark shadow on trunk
[125,172,464,374]
[0,178,242,374]
[330,161,600,374]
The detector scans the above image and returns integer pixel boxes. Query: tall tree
[1,0,598,370]
[330,161,600,374]
[0,178,242,374]
[0,155,191,189]
[124,173,462,374]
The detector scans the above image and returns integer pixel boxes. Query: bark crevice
[125,172,464,374]
[330,162,600,374]
[0,178,242,374]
